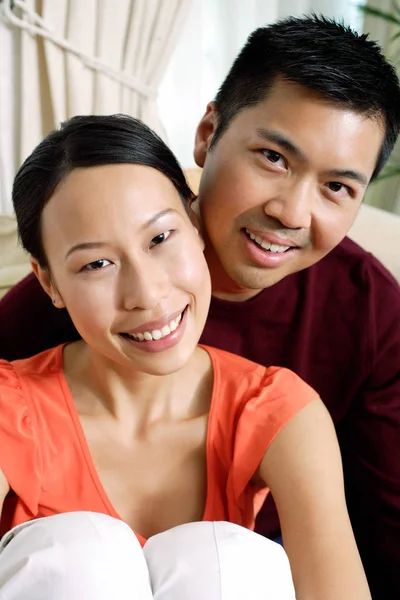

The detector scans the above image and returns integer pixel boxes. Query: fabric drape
[0,0,191,213]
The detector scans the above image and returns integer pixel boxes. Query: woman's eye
[149,231,172,248]
[83,259,111,271]
[263,149,284,165]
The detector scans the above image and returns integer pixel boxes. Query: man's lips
[241,229,300,269]
[242,227,301,249]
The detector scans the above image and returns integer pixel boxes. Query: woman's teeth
[125,312,183,342]
[245,229,291,253]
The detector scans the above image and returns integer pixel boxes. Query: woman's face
[36,163,211,376]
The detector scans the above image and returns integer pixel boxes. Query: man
[1,15,400,598]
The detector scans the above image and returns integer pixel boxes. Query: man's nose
[263,178,313,230]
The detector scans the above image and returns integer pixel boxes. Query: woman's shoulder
[10,344,64,371]
[1,344,64,376]
[202,345,320,524]
[201,344,316,401]
[201,344,265,384]
[0,345,65,402]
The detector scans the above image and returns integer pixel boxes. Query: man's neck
[211,285,262,302]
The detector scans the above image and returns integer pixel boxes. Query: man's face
[193,80,385,300]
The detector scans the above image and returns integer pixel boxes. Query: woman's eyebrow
[65,209,178,259]
[65,241,108,260]
[141,208,177,230]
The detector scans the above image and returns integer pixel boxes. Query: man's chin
[211,266,289,301]
[233,263,293,289]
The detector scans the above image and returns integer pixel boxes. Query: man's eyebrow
[256,128,369,187]
[326,169,368,187]
[255,128,307,161]
[65,208,178,259]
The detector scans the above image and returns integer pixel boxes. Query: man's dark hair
[212,14,400,179]
[12,114,194,267]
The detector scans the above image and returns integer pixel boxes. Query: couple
[1,14,400,600]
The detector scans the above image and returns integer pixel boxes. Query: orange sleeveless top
[0,344,317,546]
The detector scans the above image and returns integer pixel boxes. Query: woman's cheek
[62,281,115,332]
[170,242,210,289]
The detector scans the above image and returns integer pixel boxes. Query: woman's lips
[120,307,189,353]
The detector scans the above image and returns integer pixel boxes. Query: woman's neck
[63,341,213,434]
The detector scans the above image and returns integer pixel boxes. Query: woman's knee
[0,512,152,600]
[144,521,295,599]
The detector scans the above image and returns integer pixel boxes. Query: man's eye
[150,231,172,248]
[83,259,111,271]
[327,182,351,195]
[263,149,283,164]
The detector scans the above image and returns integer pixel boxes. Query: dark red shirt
[1,236,399,598]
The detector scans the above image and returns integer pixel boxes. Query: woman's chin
[125,347,197,377]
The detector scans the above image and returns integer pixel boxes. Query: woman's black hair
[12,114,194,267]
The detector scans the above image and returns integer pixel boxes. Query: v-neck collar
[55,343,219,546]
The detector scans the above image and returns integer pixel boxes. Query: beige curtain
[363,0,400,214]
[0,0,192,213]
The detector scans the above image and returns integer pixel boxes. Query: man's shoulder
[321,237,398,283]
[207,237,400,335]
[312,237,400,301]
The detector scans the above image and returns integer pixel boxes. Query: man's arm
[258,399,371,600]
[340,267,400,599]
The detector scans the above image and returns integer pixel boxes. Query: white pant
[0,512,295,599]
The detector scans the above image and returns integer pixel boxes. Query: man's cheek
[315,219,356,253]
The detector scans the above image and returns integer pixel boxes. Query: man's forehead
[238,81,374,123]
[231,82,385,145]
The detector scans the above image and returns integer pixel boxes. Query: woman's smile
[119,305,189,353]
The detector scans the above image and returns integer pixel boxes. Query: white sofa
[1,170,399,299]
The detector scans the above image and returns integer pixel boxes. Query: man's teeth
[246,229,291,253]
[127,312,183,342]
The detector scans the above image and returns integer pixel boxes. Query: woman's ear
[193,102,219,168]
[30,258,65,308]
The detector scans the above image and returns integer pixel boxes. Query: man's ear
[186,201,205,250]
[193,102,218,168]
[30,258,65,309]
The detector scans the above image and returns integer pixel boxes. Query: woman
[0,115,370,599]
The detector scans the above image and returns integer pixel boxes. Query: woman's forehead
[48,164,183,217]
[40,164,187,247]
